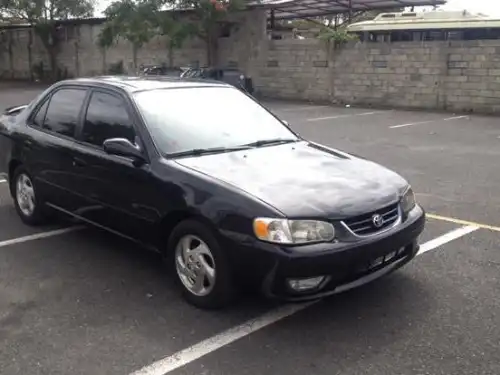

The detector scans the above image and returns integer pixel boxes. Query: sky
[95,0,500,17]
[438,0,500,16]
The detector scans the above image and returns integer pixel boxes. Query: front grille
[342,202,400,236]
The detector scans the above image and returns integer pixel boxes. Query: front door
[70,89,162,244]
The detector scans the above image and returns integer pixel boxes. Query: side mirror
[103,138,145,164]
[4,104,28,116]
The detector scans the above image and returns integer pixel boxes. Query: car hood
[175,141,408,218]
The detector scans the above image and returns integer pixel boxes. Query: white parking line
[417,225,479,255]
[390,115,469,129]
[444,115,469,121]
[307,111,383,122]
[130,300,318,375]
[0,226,84,248]
[129,225,479,375]
[279,105,329,112]
[389,120,434,129]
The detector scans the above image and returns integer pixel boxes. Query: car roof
[56,75,231,93]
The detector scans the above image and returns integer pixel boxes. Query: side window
[43,88,87,138]
[31,99,49,127]
[82,91,135,148]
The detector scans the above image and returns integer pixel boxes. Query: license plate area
[358,246,408,273]
[372,246,406,268]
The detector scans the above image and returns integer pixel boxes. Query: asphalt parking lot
[1,85,500,375]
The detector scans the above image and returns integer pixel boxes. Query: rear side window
[43,88,87,138]
[82,91,136,147]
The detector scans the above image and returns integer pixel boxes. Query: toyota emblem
[372,214,384,228]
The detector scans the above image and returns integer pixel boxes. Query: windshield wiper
[241,138,298,148]
[167,145,250,158]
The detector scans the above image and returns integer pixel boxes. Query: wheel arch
[158,209,219,253]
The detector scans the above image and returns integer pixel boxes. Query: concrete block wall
[0,9,266,80]
[0,21,208,79]
[218,9,268,79]
[3,10,500,114]
[256,38,500,113]
[441,41,500,112]
[330,43,449,109]
[0,28,49,79]
[254,39,331,101]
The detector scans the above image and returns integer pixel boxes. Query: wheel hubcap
[175,235,216,296]
[16,174,36,217]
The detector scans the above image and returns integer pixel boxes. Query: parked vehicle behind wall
[181,67,254,95]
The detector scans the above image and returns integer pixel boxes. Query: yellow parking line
[427,213,500,233]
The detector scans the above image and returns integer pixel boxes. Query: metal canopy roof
[263,0,446,19]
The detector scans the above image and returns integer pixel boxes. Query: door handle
[72,157,87,167]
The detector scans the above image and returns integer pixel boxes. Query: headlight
[401,186,416,215]
[253,218,335,244]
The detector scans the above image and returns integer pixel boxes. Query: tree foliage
[0,0,94,21]
[98,0,247,68]
[174,0,246,65]
[0,0,94,79]
[317,27,358,47]
[156,11,197,66]
[98,0,196,69]
[98,0,160,52]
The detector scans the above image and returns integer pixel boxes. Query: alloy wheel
[175,234,217,296]
[16,173,36,217]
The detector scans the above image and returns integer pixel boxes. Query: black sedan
[0,76,425,309]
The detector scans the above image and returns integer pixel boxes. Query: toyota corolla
[0,76,425,309]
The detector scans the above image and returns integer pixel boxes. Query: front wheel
[12,167,48,226]
[167,219,237,310]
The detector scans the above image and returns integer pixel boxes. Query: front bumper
[260,205,425,301]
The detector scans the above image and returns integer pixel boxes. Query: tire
[167,219,237,310]
[12,166,48,226]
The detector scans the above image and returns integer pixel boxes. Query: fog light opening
[287,276,327,292]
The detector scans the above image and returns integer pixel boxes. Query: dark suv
[181,67,254,95]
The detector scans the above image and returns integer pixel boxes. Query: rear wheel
[167,219,236,309]
[12,166,48,226]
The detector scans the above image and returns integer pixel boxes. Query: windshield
[133,87,298,156]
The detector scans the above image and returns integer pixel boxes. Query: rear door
[23,86,89,211]
[70,89,161,243]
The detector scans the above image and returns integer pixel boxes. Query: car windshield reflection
[133,86,298,156]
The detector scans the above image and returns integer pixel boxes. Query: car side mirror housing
[103,138,145,164]
[3,104,28,116]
